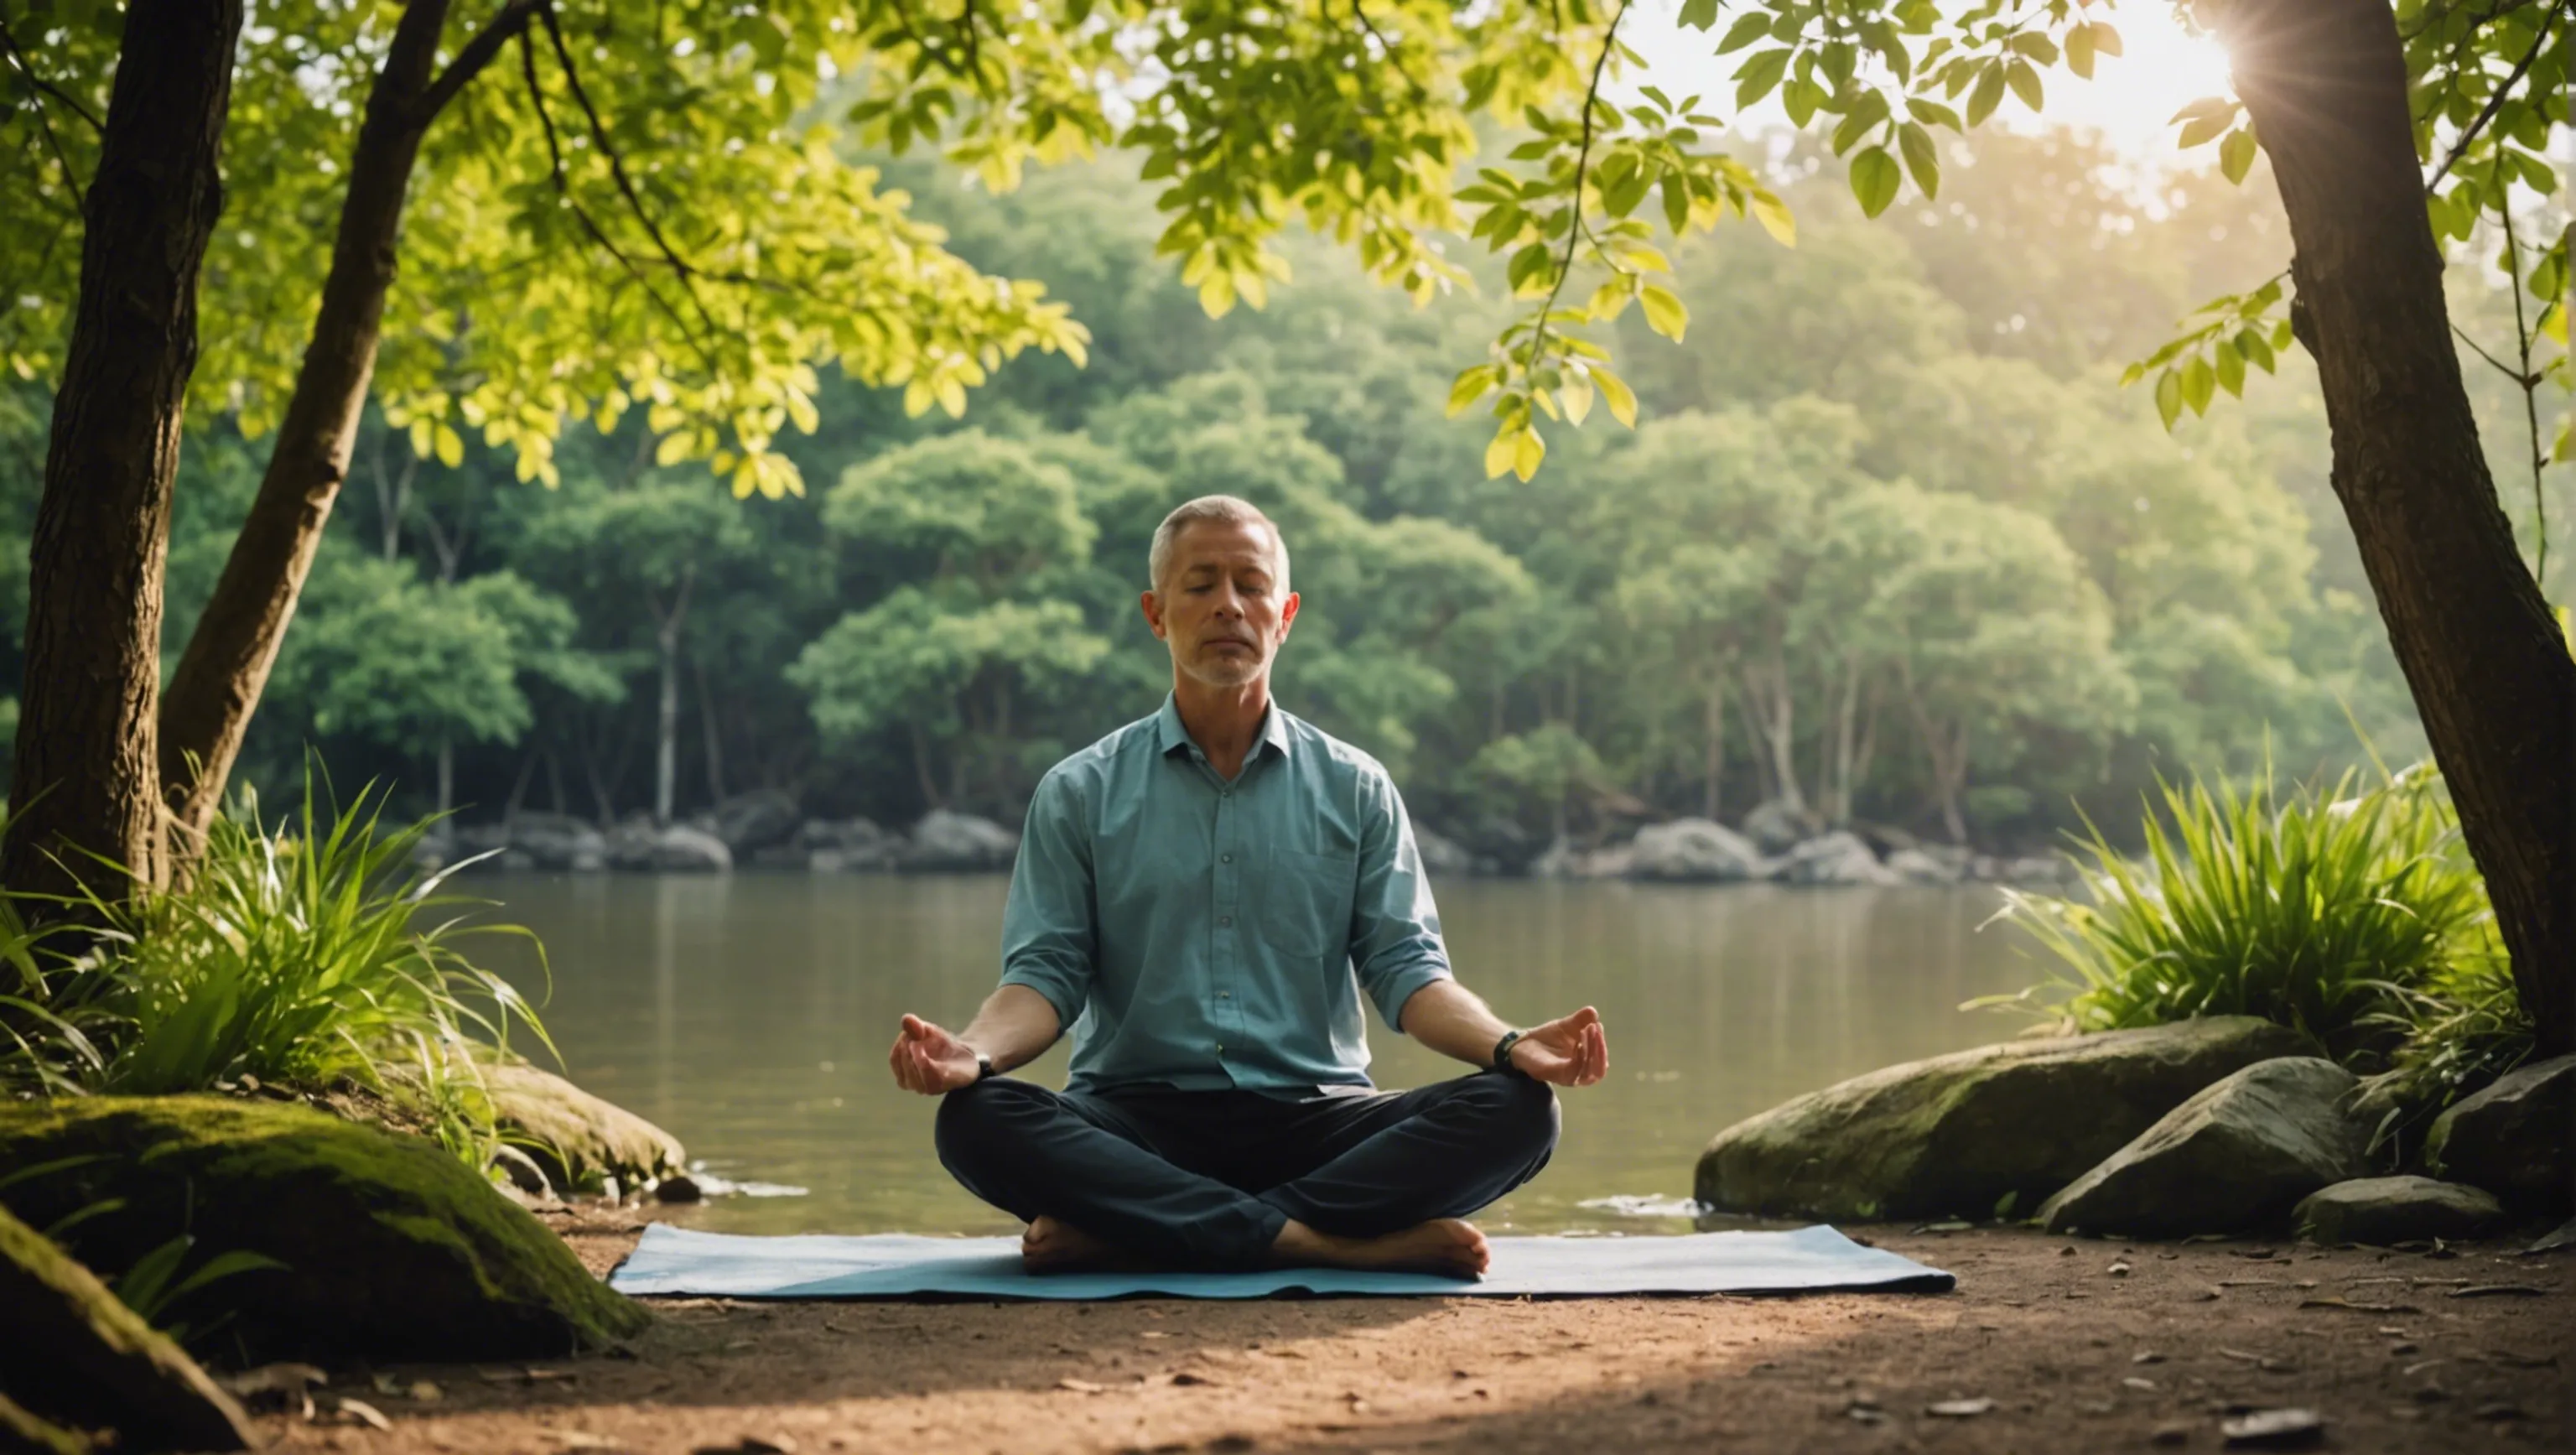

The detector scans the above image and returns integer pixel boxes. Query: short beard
[1176,647,1266,689]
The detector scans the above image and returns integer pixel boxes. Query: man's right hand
[889,1013,984,1094]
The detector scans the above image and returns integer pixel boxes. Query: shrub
[1984,760,2495,1066]
[2,775,552,1161]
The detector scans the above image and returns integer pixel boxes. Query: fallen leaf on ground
[1055,1378,1108,1394]
[2298,1297,2419,1313]
[2473,1401,2527,1421]
[216,1363,329,1405]
[2218,1348,2266,1363]
[1925,1397,1993,1417]
[2123,1376,2159,1391]
[333,1398,392,1432]
[2450,1284,2545,1298]
[2219,1406,2323,1448]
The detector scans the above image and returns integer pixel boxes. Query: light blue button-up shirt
[998,695,1453,1094]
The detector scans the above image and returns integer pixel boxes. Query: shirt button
[1218,915,1233,927]
[1218,991,1231,999]
[1221,853,1233,864]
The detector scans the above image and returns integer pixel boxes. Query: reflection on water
[476,874,2043,1235]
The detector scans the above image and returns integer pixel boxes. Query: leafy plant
[1981,760,2494,1064]
[2356,938,2535,1164]
[0,1157,286,1349]
[16,772,554,1165]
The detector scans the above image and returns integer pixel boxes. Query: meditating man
[887,494,1610,1278]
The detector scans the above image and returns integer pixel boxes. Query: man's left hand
[1509,1006,1609,1088]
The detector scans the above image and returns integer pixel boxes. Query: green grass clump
[1987,760,2496,1066]
[3,775,551,1164]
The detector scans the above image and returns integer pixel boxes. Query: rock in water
[0,1203,254,1451]
[2425,1054,2574,1210]
[1883,847,1964,885]
[500,812,610,870]
[703,789,802,854]
[1696,1017,2317,1221]
[901,810,1020,871]
[1771,830,1901,886]
[0,1097,649,1363]
[479,1062,688,1196]
[1626,818,1765,882]
[2038,1057,2367,1238]
[2293,1176,2506,1245]
[1410,827,1478,876]
[1739,798,1822,856]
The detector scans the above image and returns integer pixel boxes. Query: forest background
[0,122,2560,860]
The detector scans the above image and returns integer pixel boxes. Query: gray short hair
[1147,495,1291,593]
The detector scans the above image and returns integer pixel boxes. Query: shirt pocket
[1260,847,1358,959]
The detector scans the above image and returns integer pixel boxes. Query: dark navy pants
[933,1073,1560,1271]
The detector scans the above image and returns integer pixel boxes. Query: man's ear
[1279,591,1300,633]
[1140,588,1166,640]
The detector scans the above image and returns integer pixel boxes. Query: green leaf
[2090,22,2124,57]
[1639,283,1689,340]
[1512,425,1546,481]
[2215,339,2246,397]
[434,422,465,469]
[1749,189,1797,246]
[1735,49,1793,108]
[1967,64,2007,127]
[2066,23,2096,79]
[1907,97,1963,131]
[1784,77,1826,127]
[1898,122,1940,200]
[1831,90,1891,157]
[1595,366,1639,427]
[1661,174,1691,233]
[2155,369,2184,429]
[1446,366,1498,418]
[2179,111,2233,149]
[1849,146,1902,218]
[2179,353,2216,415]
[2236,327,2277,374]
[2005,59,2044,112]
[2220,127,2260,184]
[1713,12,1768,51]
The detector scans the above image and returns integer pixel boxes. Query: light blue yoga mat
[610,1224,1953,1300]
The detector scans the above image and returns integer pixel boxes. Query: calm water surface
[475,874,2042,1235]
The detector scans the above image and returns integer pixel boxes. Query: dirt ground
[246,1209,2571,1455]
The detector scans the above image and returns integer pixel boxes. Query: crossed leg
[933,1075,1558,1276]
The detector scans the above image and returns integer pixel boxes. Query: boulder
[2425,1053,2574,1209]
[1885,847,1964,885]
[1626,818,1765,882]
[0,1203,253,1451]
[1771,830,1901,886]
[901,809,1019,871]
[794,816,901,871]
[701,789,802,854]
[1740,798,1823,856]
[1528,837,1631,880]
[480,1062,687,1196]
[608,819,733,872]
[501,812,609,870]
[0,1097,648,1363]
[2037,1057,2368,1237]
[1412,828,1477,876]
[2293,1176,2506,1245]
[1695,1016,2319,1222]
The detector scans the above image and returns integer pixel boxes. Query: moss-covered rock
[1694,1016,2318,1222]
[0,1096,649,1364]
[2293,1176,2506,1245]
[2037,1057,2367,1238]
[481,1062,686,1194]
[0,1203,252,1451]
[2426,1053,2574,1211]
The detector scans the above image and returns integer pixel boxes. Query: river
[475,874,2048,1236]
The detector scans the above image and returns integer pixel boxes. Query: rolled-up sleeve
[1347,768,1453,1030]
[998,768,1096,1027]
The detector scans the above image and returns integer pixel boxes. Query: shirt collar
[1154,694,1296,763]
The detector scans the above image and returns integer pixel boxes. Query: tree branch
[1530,4,1628,379]
[418,0,543,123]
[2426,0,2565,189]
[536,0,720,335]
[0,17,102,132]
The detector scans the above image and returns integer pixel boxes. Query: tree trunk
[2226,0,2576,1054]
[693,656,726,804]
[435,738,454,818]
[1701,672,1725,821]
[157,0,535,852]
[2,0,243,903]
[650,569,694,826]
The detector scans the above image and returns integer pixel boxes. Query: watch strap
[974,1052,997,1082]
[1492,1029,1527,1078]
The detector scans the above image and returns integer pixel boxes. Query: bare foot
[1021,1215,1135,1273]
[1270,1218,1490,1279]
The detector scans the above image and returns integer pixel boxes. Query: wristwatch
[1491,1029,1529,1079]
[974,1052,997,1082]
